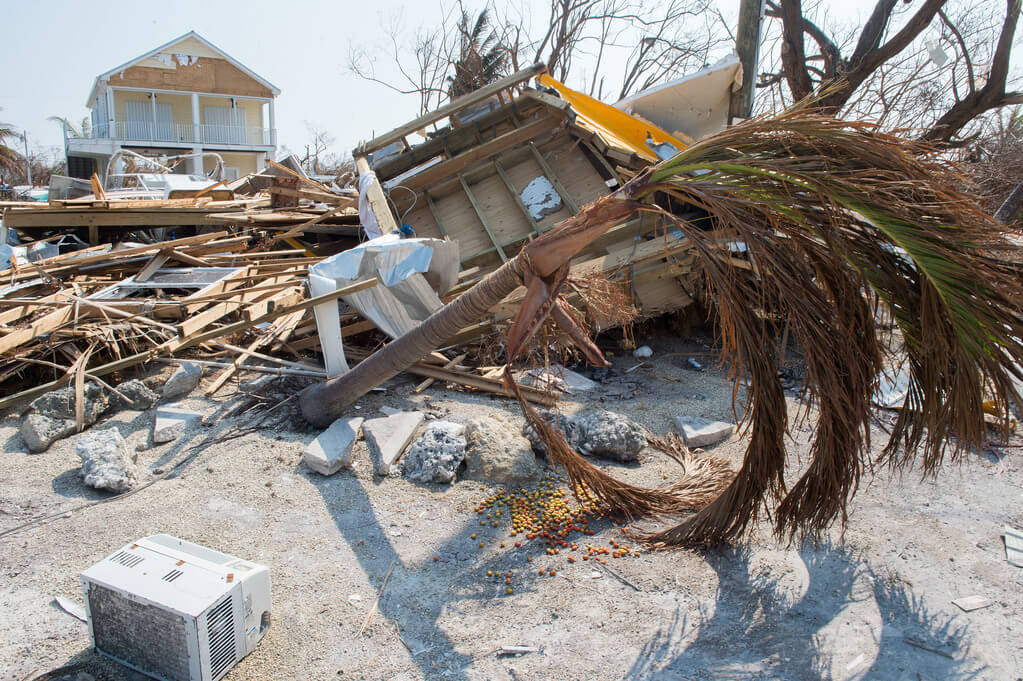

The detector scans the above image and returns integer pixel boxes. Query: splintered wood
[1,68,709,413]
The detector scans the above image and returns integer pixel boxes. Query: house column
[190,93,202,174]
[105,87,115,137]
[191,93,201,144]
[268,100,276,148]
[150,91,157,140]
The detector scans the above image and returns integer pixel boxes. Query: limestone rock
[522,410,584,455]
[466,415,540,483]
[363,411,425,476]
[162,361,202,399]
[109,379,159,411]
[21,413,77,453]
[575,408,646,462]
[524,408,645,462]
[21,382,108,453]
[674,415,735,449]
[303,417,364,475]
[403,421,466,483]
[30,381,107,423]
[77,427,136,492]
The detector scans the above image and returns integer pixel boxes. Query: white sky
[0,0,883,163]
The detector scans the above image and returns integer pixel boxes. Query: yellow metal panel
[537,74,688,161]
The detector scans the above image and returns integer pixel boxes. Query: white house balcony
[68,121,276,148]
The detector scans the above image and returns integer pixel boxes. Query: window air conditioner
[80,534,271,681]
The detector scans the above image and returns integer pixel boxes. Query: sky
[0,0,884,165]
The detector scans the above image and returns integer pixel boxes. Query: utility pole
[21,131,31,186]
[729,0,766,122]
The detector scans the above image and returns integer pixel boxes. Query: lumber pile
[1,62,712,416]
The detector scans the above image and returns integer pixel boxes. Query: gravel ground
[1,334,1021,681]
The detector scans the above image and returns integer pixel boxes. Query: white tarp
[309,234,460,377]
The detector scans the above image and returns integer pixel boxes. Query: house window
[203,105,246,144]
[123,100,172,141]
[125,100,151,140]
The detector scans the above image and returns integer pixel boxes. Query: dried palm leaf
[616,110,1023,544]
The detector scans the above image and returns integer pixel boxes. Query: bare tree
[348,7,461,115]
[758,0,1023,144]
[300,123,355,180]
[349,0,728,115]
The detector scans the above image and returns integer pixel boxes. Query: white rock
[633,345,653,359]
[303,417,364,475]
[468,416,541,483]
[20,413,76,454]
[674,415,735,448]
[575,409,646,461]
[162,361,202,399]
[153,404,203,443]
[77,427,136,492]
[403,421,466,483]
[363,411,425,475]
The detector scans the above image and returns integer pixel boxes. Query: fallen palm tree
[300,110,1023,545]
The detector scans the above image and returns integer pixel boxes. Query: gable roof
[85,30,280,106]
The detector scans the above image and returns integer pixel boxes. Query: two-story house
[64,31,279,181]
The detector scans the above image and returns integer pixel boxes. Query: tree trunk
[995,183,1023,224]
[299,258,523,426]
[299,197,637,426]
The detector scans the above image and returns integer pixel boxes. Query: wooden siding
[108,57,273,98]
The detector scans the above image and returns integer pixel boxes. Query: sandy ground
[1,334,1021,681]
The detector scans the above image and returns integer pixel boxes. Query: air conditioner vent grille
[108,550,144,568]
[206,595,237,680]
[162,569,184,582]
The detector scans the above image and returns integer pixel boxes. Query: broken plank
[403,115,564,192]
[413,353,467,393]
[357,63,547,155]
[0,278,382,411]
[354,155,400,235]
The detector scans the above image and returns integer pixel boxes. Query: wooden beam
[424,192,448,238]
[459,175,507,262]
[0,278,382,411]
[370,100,550,180]
[528,142,579,213]
[356,63,547,155]
[413,353,467,393]
[354,155,399,236]
[3,208,234,229]
[402,115,563,192]
[493,159,543,236]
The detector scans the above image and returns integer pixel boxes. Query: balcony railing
[70,121,276,147]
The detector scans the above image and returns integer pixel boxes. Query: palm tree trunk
[299,198,636,426]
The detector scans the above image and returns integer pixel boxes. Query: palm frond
[571,111,1023,545]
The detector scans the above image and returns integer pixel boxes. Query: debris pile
[2,63,713,470]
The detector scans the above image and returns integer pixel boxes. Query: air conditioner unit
[80,534,271,681]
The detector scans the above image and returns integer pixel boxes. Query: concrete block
[77,427,136,492]
[674,415,735,448]
[363,411,424,476]
[162,361,202,399]
[403,421,466,483]
[21,413,76,453]
[109,379,159,411]
[303,417,364,476]
[153,404,203,444]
